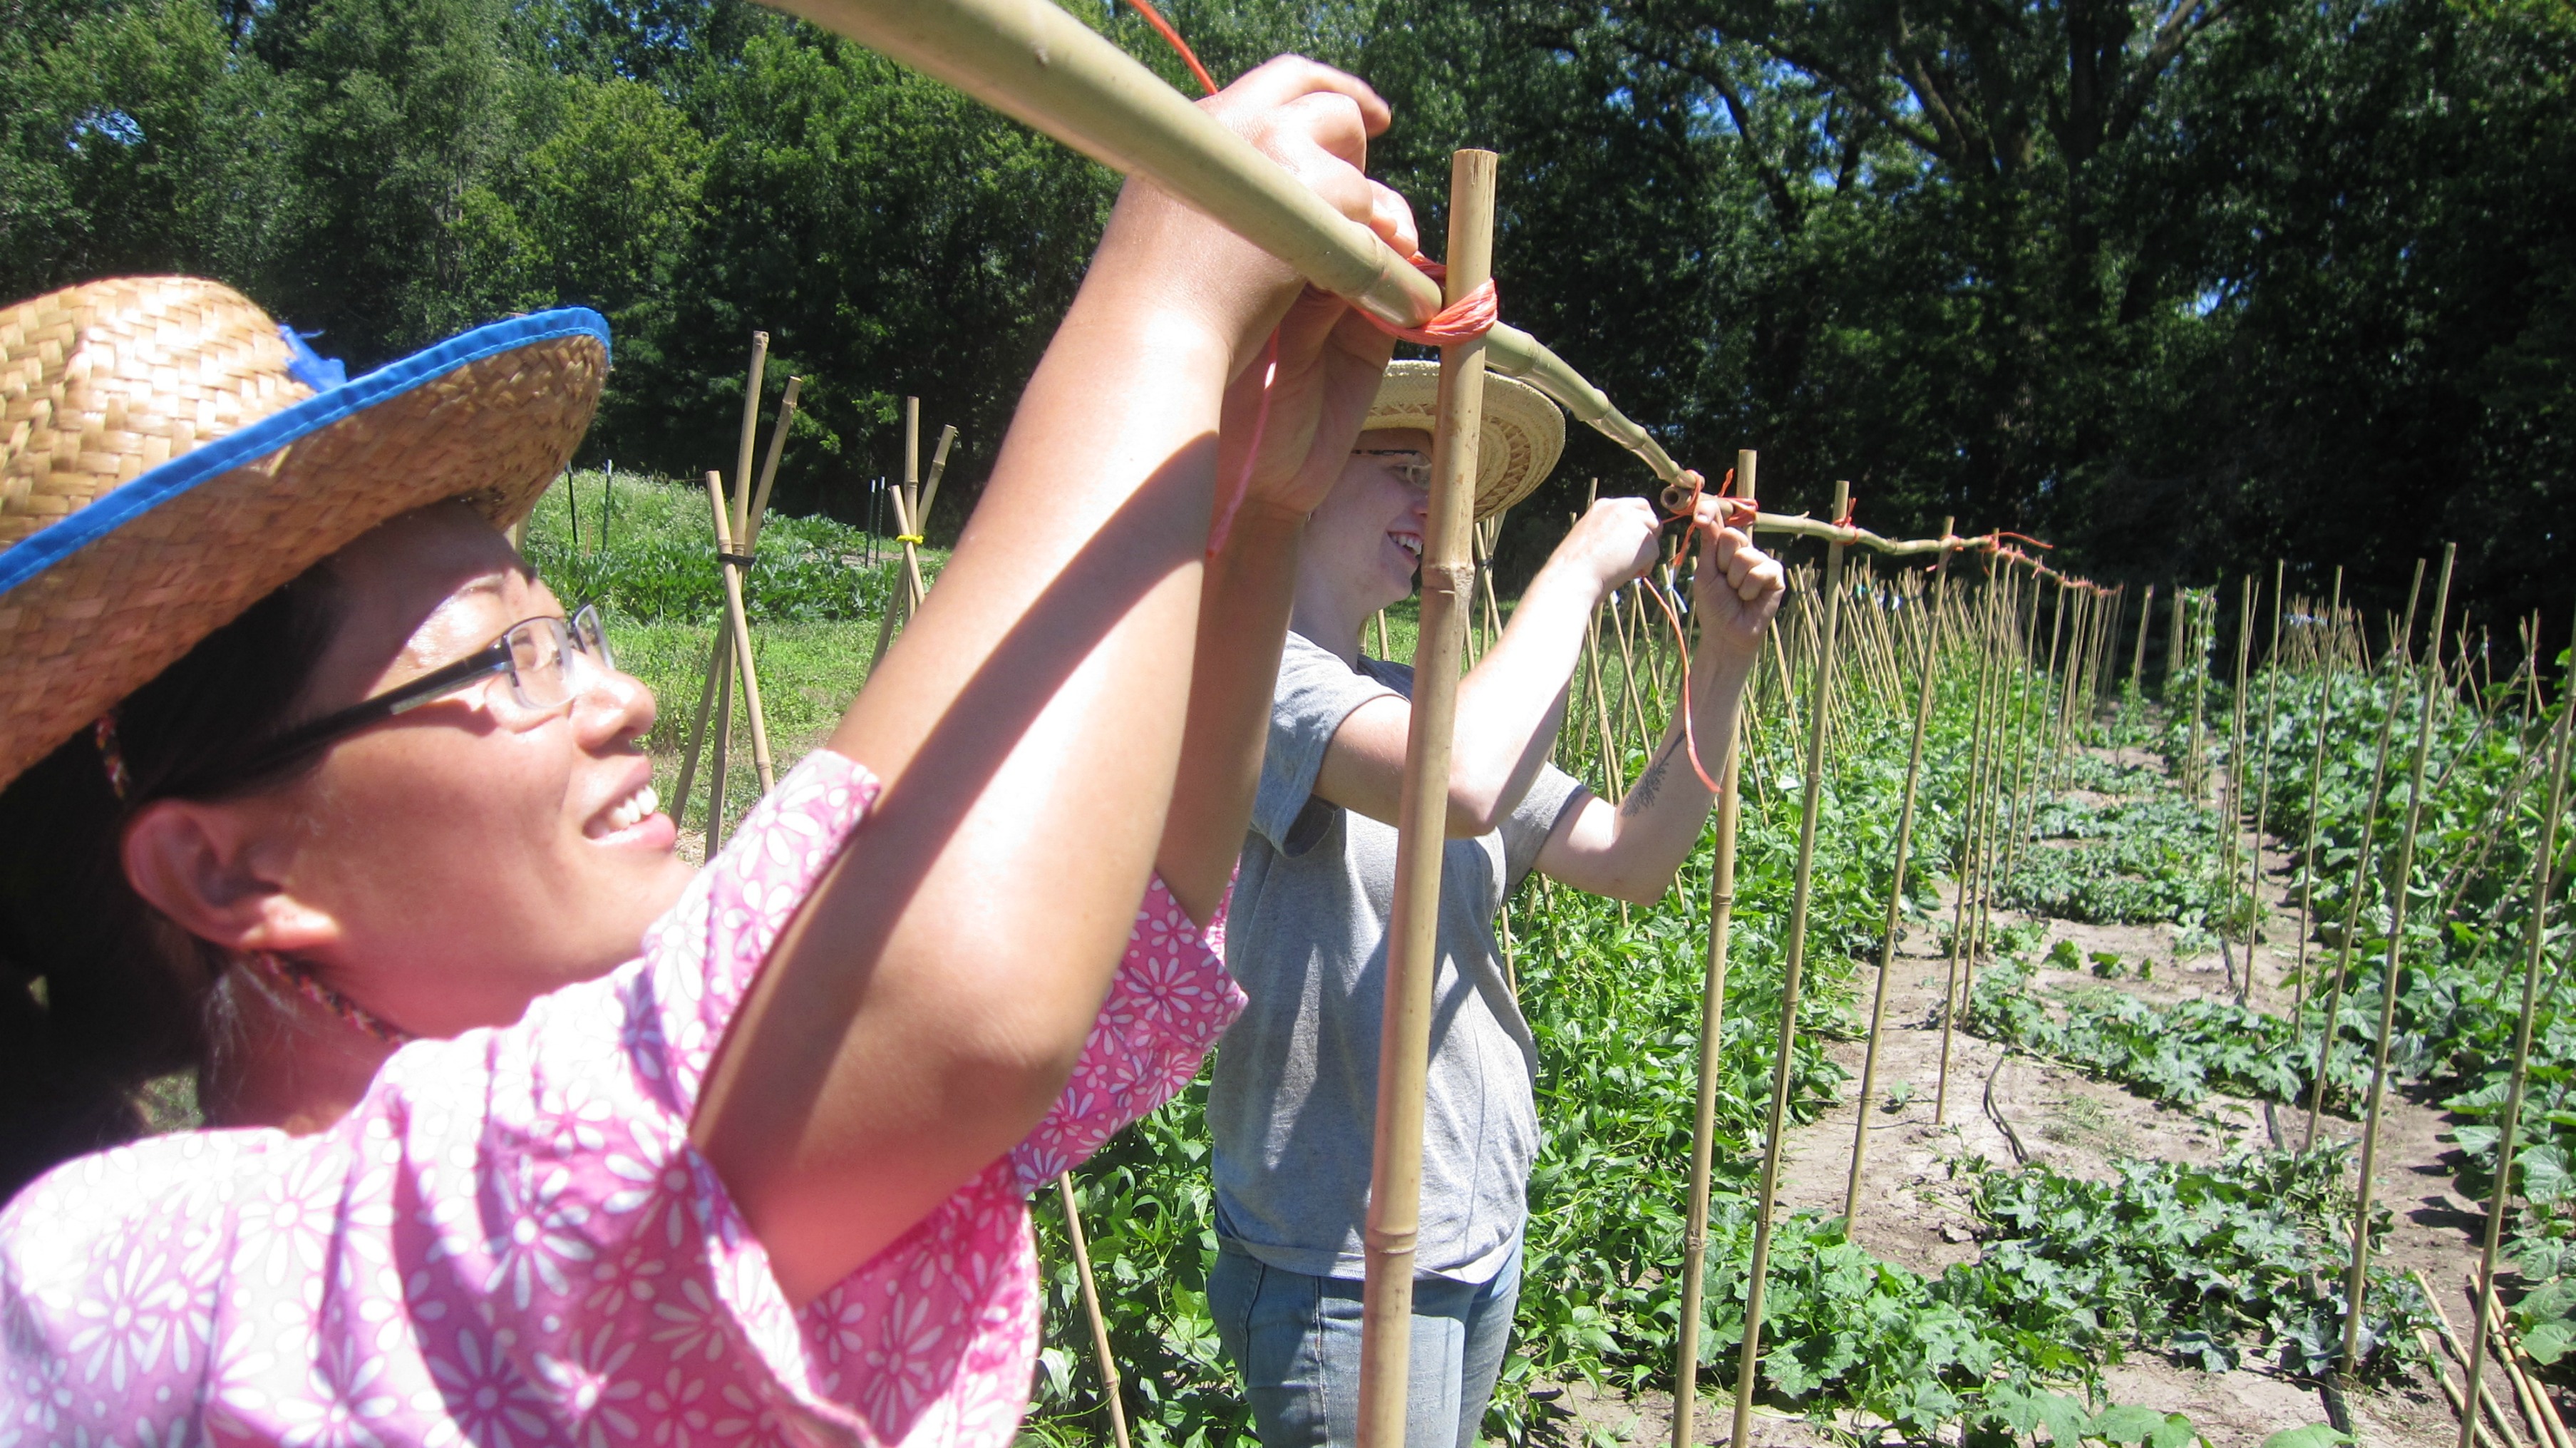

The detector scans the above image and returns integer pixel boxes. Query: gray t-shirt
[1210,631,1585,1284]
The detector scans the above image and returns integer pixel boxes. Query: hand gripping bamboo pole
[1356,150,1495,1448]
[2339,541,2455,1380]
[1671,452,1756,1448]
[1731,478,1850,1448]
[705,471,776,794]
[1846,550,1945,1222]
[2304,560,2424,1150]
[2459,635,2575,1448]
[1054,1174,1133,1448]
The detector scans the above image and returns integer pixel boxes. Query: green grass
[520,468,946,838]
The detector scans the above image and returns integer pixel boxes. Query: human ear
[120,799,341,956]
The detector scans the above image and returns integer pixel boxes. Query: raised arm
[1312,498,1664,834]
[689,59,1413,1306]
[1537,498,1784,901]
[1157,286,1406,923]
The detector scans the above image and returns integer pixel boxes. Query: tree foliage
[1,0,2567,642]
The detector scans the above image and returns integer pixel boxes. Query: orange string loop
[1369,256,1500,346]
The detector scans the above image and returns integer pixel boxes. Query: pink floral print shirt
[0,749,1243,1448]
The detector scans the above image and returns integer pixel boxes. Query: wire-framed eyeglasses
[1353,447,1432,493]
[213,605,614,791]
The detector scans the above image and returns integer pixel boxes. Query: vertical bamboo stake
[2304,561,2423,1150]
[706,473,776,794]
[1054,1174,1133,1448]
[2459,639,2575,1448]
[2126,583,2155,742]
[2291,570,2346,1029]
[1356,149,1495,1448]
[746,376,805,547]
[2165,582,2188,701]
[1731,479,1850,1448]
[1846,548,1944,1220]
[2186,587,2212,799]
[1374,608,1393,661]
[674,334,771,834]
[2225,575,2256,1000]
[1671,451,1755,1448]
[2246,562,2288,1007]
[918,422,960,530]
[1936,562,2006,1126]
[2340,543,2456,1377]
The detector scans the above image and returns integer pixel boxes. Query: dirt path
[1544,742,2523,1448]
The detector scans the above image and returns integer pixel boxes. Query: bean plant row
[1009,551,2491,1448]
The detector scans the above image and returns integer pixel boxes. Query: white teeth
[1393,535,1422,558]
[594,784,659,838]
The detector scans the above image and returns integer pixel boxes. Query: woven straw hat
[1361,359,1565,520]
[0,277,609,789]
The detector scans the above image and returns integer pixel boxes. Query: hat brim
[0,309,609,787]
[1361,359,1565,520]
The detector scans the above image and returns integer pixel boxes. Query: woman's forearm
[1443,563,1600,827]
[1158,500,1308,925]
[693,238,1251,1303]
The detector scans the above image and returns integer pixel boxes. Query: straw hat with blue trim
[0,276,609,789]
[1362,359,1565,520]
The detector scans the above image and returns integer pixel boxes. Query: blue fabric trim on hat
[0,307,609,598]
[277,326,348,391]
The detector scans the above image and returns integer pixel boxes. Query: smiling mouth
[1391,533,1423,562]
[588,782,660,839]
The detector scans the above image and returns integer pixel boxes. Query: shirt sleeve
[1251,632,1398,855]
[1500,760,1587,885]
[1008,872,1245,1188]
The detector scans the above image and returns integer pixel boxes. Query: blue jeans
[1209,1237,1522,1448]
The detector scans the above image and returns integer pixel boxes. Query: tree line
[6,0,2568,654]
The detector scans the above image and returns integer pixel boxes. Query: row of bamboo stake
[664,335,2572,1447]
[632,10,2574,1432]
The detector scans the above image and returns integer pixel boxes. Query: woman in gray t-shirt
[1211,361,1787,1448]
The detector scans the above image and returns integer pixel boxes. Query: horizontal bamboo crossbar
[760,0,1681,483]
[760,0,2102,580]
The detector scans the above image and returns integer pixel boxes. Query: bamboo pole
[705,471,776,795]
[2225,575,2256,1001]
[674,333,771,833]
[2247,562,2287,1007]
[2340,543,2456,1380]
[746,376,805,544]
[1846,545,1944,1221]
[1054,1174,1133,1448]
[2304,561,2423,1150]
[1671,452,1755,1448]
[1731,479,1850,1448]
[2458,637,2574,1448]
[2474,1277,2575,1448]
[917,422,960,530]
[2419,1268,2530,1448]
[1356,149,1495,1448]
[1936,563,2005,1126]
[763,0,1682,488]
[2289,570,2346,1029]
[2131,584,2155,695]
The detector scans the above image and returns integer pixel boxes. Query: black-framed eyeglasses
[1354,447,1432,493]
[212,605,614,791]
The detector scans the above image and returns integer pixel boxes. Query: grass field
[520,466,942,841]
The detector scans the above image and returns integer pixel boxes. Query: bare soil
[1534,741,2544,1448]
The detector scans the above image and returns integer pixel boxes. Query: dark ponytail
[0,565,343,1203]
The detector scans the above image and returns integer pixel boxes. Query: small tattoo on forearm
[1622,739,1680,816]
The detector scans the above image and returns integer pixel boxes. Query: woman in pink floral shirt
[0,56,1418,1448]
